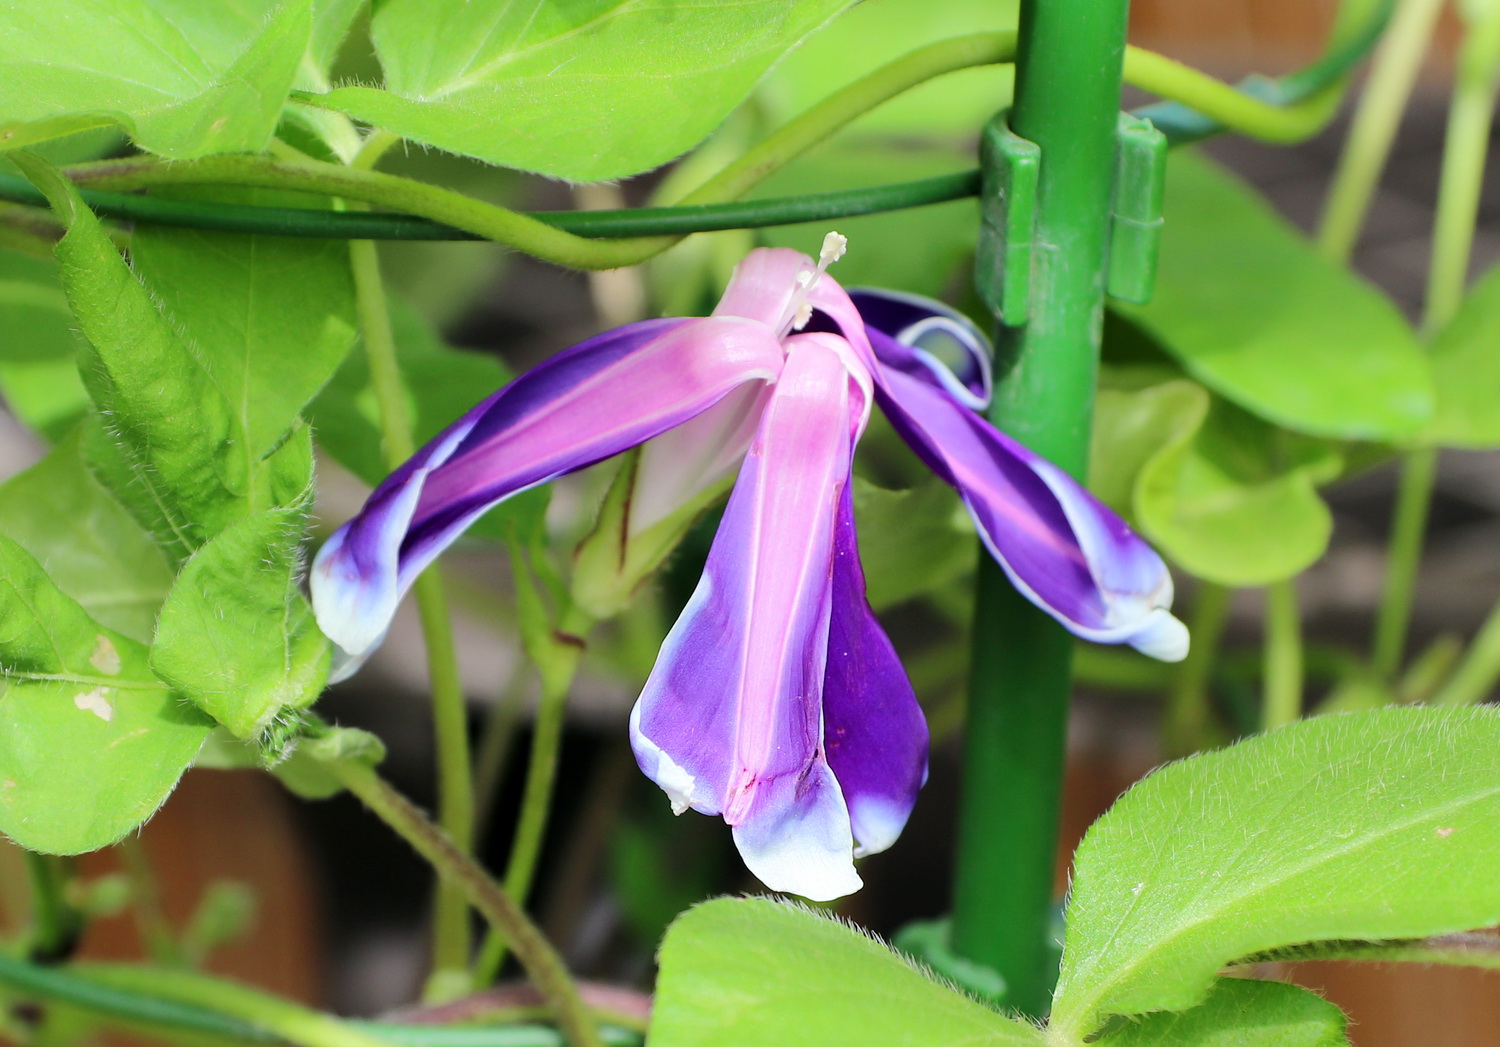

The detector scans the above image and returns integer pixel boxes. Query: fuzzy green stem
[1262,580,1304,730]
[1164,583,1231,756]
[475,602,593,986]
[1318,0,1446,261]
[330,763,602,1047]
[349,233,474,986]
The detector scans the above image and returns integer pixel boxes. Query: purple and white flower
[311,236,1187,901]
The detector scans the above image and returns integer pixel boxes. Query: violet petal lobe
[876,360,1188,661]
[312,316,784,671]
[822,479,928,858]
[629,336,864,901]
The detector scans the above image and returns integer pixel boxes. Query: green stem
[69,965,396,1047]
[1317,0,1446,261]
[0,169,981,242]
[0,954,640,1047]
[1122,49,1342,142]
[949,0,1126,1021]
[1432,597,1500,705]
[349,233,474,985]
[1262,580,1304,730]
[1372,447,1437,677]
[475,602,592,986]
[117,836,184,967]
[329,763,603,1047]
[24,852,81,963]
[1164,583,1231,757]
[473,671,528,837]
[676,32,1012,205]
[1424,23,1500,336]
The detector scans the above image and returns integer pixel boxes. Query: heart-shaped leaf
[311,0,853,181]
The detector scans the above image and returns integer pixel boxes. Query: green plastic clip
[1106,112,1167,305]
[975,112,1040,326]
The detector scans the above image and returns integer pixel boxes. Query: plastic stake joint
[976,109,1168,324]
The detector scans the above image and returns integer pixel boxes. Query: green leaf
[14,153,247,561]
[312,0,853,181]
[1051,707,1500,1038]
[128,194,357,456]
[1097,978,1348,1047]
[0,430,172,642]
[151,504,329,739]
[0,0,310,159]
[852,476,975,610]
[652,897,1042,1047]
[1117,152,1431,442]
[1094,381,1337,586]
[0,114,121,154]
[0,357,90,441]
[0,252,78,363]
[308,0,363,73]
[0,535,211,854]
[0,251,92,437]
[1429,263,1500,448]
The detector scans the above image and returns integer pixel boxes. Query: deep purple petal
[630,338,864,899]
[875,359,1188,661]
[312,316,783,668]
[822,481,928,858]
[845,288,993,409]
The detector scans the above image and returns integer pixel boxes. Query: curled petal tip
[1129,609,1191,663]
[310,471,429,669]
[731,762,864,902]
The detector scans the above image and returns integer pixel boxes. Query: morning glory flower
[310,236,1187,900]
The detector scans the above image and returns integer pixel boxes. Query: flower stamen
[777,231,848,338]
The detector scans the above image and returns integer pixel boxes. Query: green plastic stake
[976,114,1041,324]
[1107,112,1168,304]
[952,0,1131,1021]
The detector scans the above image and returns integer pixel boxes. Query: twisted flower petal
[312,317,784,674]
[630,334,874,900]
[809,284,1188,662]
